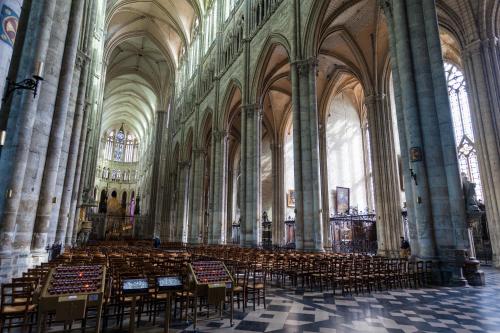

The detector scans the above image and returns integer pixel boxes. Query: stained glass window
[104,125,138,170]
[445,62,483,200]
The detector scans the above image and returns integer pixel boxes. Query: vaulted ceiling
[102,0,204,141]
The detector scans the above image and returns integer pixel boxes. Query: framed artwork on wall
[336,187,350,214]
[287,189,295,207]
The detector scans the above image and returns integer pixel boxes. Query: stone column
[55,53,88,247]
[30,0,85,261]
[225,164,234,242]
[0,0,23,96]
[69,101,91,245]
[387,0,438,261]
[0,0,29,137]
[462,39,500,267]
[271,143,284,246]
[188,148,206,244]
[290,58,324,252]
[67,102,90,247]
[383,1,420,257]
[0,0,57,282]
[166,172,177,242]
[9,0,72,276]
[47,64,81,248]
[209,130,227,244]
[241,104,261,247]
[175,160,190,242]
[365,94,403,257]
[386,0,468,284]
[151,110,168,237]
[318,125,331,248]
[421,1,468,259]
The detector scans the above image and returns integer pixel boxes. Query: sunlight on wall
[326,93,367,213]
[261,135,273,220]
[284,125,295,218]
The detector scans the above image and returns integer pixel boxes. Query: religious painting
[336,187,350,214]
[0,5,19,47]
[287,189,295,207]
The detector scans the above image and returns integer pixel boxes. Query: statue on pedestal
[461,172,485,286]
[463,173,481,218]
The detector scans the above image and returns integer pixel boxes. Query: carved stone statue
[462,173,481,217]
[461,173,485,286]
[262,211,268,223]
[76,228,90,247]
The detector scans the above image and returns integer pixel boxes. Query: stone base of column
[439,266,468,287]
[0,254,14,284]
[241,241,254,248]
[433,250,470,286]
[302,243,325,253]
[464,258,485,286]
[492,254,500,269]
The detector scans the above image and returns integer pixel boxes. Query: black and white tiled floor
[169,267,500,333]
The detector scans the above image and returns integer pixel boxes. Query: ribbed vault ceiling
[103,0,204,141]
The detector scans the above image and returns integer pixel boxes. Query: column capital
[242,104,263,121]
[213,129,228,141]
[364,94,386,106]
[242,103,262,117]
[270,143,282,151]
[464,37,499,56]
[293,57,319,77]
[75,52,86,69]
[178,160,191,169]
[76,49,90,65]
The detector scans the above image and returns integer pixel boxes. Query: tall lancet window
[114,124,125,162]
[105,131,114,160]
[124,133,138,162]
[445,62,483,200]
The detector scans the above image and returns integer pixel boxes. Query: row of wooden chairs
[1,243,431,332]
[189,245,433,295]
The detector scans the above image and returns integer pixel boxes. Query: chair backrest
[1,282,34,310]
[12,277,39,291]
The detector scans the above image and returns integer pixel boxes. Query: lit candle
[33,61,44,80]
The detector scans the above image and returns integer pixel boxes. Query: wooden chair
[232,265,247,310]
[246,264,266,310]
[311,258,330,291]
[0,282,37,333]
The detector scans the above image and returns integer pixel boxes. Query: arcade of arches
[0,0,499,289]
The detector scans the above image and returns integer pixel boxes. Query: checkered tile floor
[167,267,500,333]
[32,267,500,332]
